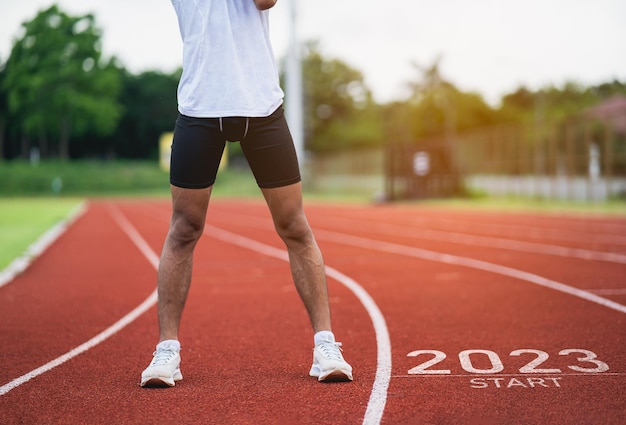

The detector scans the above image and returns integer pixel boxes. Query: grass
[0,198,83,270]
[0,160,172,197]
[0,160,273,271]
[399,191,626,215]
[0,159,271,198]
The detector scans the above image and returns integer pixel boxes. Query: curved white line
[0,291,158,396]
[323,267,391,425]
[206,207,626,313]
[317,215,626,265]
[1,207,393,425]
[204,224,391,425]
[0,206,158,396]
[315,229,626,315]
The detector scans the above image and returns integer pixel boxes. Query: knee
[168,212,205,248]
[274,214,311,244]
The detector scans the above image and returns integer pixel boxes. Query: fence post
[584,119,591,201]
[546,125,557,199]
[566,119,576,200]
[603,121,614,199]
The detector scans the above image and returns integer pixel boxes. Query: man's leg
[141,184,211,387]
[158,185,212,341]
[239,106,350,380]
[261,182,331,333]
[261,182,352,381]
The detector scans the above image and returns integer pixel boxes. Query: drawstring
[243,117,249,139]
[218,117,249,140]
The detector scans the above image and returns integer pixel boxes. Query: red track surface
[1,199,625,424]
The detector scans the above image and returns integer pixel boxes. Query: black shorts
[170,105,301,189]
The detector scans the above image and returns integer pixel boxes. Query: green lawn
[0,198,83,270]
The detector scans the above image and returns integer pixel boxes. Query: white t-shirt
[171,0,284,117]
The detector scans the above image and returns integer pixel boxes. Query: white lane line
[1,206,393,425]
[208,206,626,265]
[204,224,391,425]
[0,201,87,288]
[415,216,626,246]
[435,231,626,264]
[324,267,391,425]
[393,372,626,378]
[316,215,626,265]
[586,288,626,296]
[0,206,158,396]
[314,229,626,315]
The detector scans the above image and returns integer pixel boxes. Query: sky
[1,0,625,105]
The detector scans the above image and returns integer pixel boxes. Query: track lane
[305,213,626,265]
[0,202,158,385]
[305,204,626,252]
[1,200,382,424]
[1,199,624,424]
[206,200,626,423]
[114,200,386,423]
[207,202,626,304]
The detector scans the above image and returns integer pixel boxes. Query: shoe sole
[141,377,176,387]
[140,370,183,387]
[310,366,353,382]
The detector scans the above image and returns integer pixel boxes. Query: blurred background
[0,0,625,202]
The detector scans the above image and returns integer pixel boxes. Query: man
[140,0,353,387]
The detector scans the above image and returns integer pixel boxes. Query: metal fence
[456,116,625,201]
[385,114,626,202]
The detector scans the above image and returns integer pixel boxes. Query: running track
[1,199,625,424]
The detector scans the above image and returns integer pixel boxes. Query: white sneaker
[309,341,353,382]
[140,341,182,387]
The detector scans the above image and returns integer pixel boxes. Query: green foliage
[1,6,625,162]
[388,57,626,150]
[592,80,626,98]
[499,80,626,124]
[298,43,384,152]
[112,69,180,158]
[0,65,7,159]
[404,59,499,140]
[2,5,121,159]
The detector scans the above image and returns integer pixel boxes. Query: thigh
[261,182,309,237]
[170,114,226,189]
[170,184,212,233]
[240,106,302,189]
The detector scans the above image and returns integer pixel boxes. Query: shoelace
[317,341,344,361]
[150,348,178,366]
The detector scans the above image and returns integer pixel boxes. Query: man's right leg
[157,185,212,341]
[141,184,212,387]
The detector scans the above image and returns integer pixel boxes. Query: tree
[499,80,626,125]
[0,64,7,161]
[592,79,626,98]
[296,43,382,152]
[112,69,180,159]
[406,57,497,140]
[3,5,121,159]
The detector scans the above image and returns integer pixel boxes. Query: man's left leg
[261,182,353,381]
[261,182,329,331]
